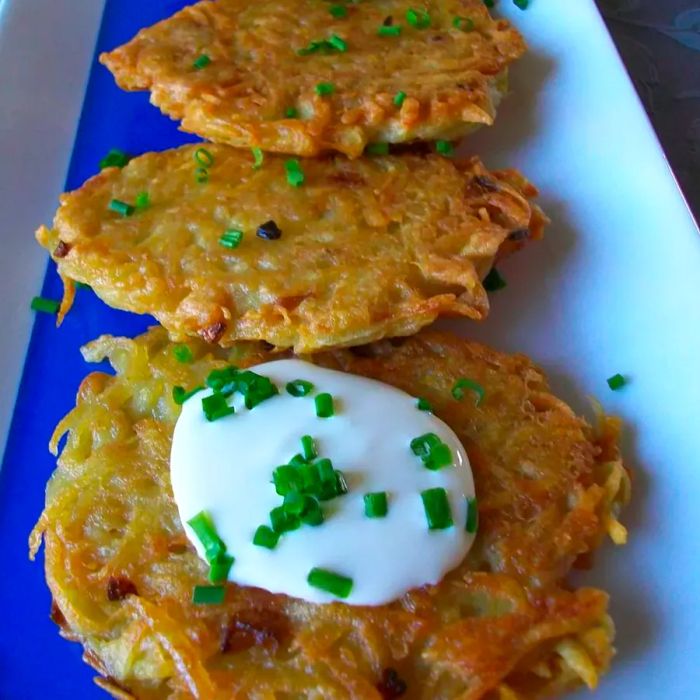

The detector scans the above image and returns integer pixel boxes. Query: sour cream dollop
[170,360,476,606]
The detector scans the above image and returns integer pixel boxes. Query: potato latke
[36,144,546,353]
[100,0,525,158]
[31,328,629,699]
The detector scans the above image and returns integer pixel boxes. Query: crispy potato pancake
[36,144,546,353]
[100,0,525,158]
[31,328,630,699]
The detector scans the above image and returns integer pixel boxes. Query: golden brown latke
[36,144,546,353]
[31,328,630,699]
[100,0,525,158]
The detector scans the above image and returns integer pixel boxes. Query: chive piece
[328,34,348,52]
[421,487,453,530]
[284,106,299,118]
[202,393,235,422]
[288,453,308,468]
[195,167,209,184]
[423,442,453,471]
[378,25,402,37]
[205,366,238,393]
[251,147,264,170]
[187,511,226,561]
[315,457,335,483]
[410,433,441,458]
[301,435,317,461]
[435,140,454,157]
[257,220,283,240]
[301,496,324,526]
[452,378,485,406]
[366,142,390,156]
[315,82,335,97]
[453,16,475,31]
[514,0,529,9]
[173,344,194,363]
[283,490,306,516]
[109,199,134,217]
[135,192,150,210]
[75,281,91,290]
[364,492,388,518]
[483,0,495,7]
[273,465,301,496]
[270,505,301,534]
[334,470,349,496]
[315,393,335,418]
[285,158,305,187]
[194,148,215,167]
[393,90,407,107]
[406,8,431,29]
[307,567,353,598]
[30,296,60,314]
[208,552,234,583]
[329,4,347,18]
[607,373,627,391]
[99,149,131,170]
[299,462,321,493]
[253,524,280,549]
[193,54,211,70]
[465,496,479,534]
[483,267,507,292]
[416,397,432,412]
[172,385,203,405]
[192,585,225,605]
[286,379,314,397]
[220,229,243,249]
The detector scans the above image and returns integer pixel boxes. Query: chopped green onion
[423,442,453,471]
[187,511,226,561]
[514,0,529,9]
[328,34,348,52]
[284,106,299,118]
[285,159,305,187]
[416,397,432,412]
[251,147,264,170]
[452,378,485,406]
[194,148,215,167]
[208,553,234,583]
[173,344,194,364]
[195,168,209,184]
[31,296,60,314]
[453,16,475,31]
[288,453,308,468]
[465,496,478,534]
[270,505,301,533]
[253,524,280,549]
[298,462,321,493]
[172,385,203,405]
[435,140,454,157]
[135,192,150,210]
[192,585,225,605]
[283,490,306,515]
[421,488,453,530]
[483,0,495,8]
[193,54,211,70]
[205,366,238,393]
[99,148,131,170]
[109,199,134,217]
[364,492,388,518]
[75,281,91,290]
[220,229,243,249]
[273,465,301,496]
[315,392,335,418]
[315,457,335,483]
[315,82,335,97]
[483,267,507,291]
[286,379,314,397]
[202,393,235,422]
[334,470,348,496]
[393,90,407,107]
[301,496,325,525]
[301,435,317,461]
[406,8,431,29]
[607,373,627,391]
[307,567,353,598]
[366,142,390,156]
[410,433,441,458]
[378,25,402,37]
[329,4,347,18]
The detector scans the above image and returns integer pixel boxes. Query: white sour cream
[170,360,476,606]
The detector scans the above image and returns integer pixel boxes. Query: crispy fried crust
[31,328,630,699]
[36,145,546,353]
[100,0,525,158]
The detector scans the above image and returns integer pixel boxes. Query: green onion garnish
[251,147,264,170]
[451,378,485,406]
[195,167,209,184]
[315,393,335,418]
[285,159,305,187]
[173,344,194,364]
[192,585,225,605]
[378,25,402,37]
[421,488,453,530]
[187,511,226,561]
[202,393,235,422]
[435,140,454,157]
[301,496,324,526]
[328,34,348,52]
[253,524,280,549]
[423,442,453,471]
[307,567,353,598]
[109,199,134,217]
[483,0,495,8]
[135,192,150,210]
[453,16,475,31]
[329,4,347,18]
[193,54,211,70]
[416,397,432,412]
[483,267,507,292]
[514,0,529,9]
[315,82,335,97]
[208,552,234,583]
[301,435,317,461]
[31,296,60,315]
[410,433,441,458]
[315,457,335,483]
[220,229,243,249]
[205,366,238,393]
[286,379,314,397]
[273,465,301,496]
[393,90,407,107]
[194,148,215,167]
[607,373,627,391]
[364,492,388,518]
[298,36,347,56]
[172,385,203,405]
[465,496,478,533]
[99,148,131,170]
[283,490,306,516]
[284,106,299,118]
[270,505,301,534]
[366,142,390,156]
[406,8,431,29]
